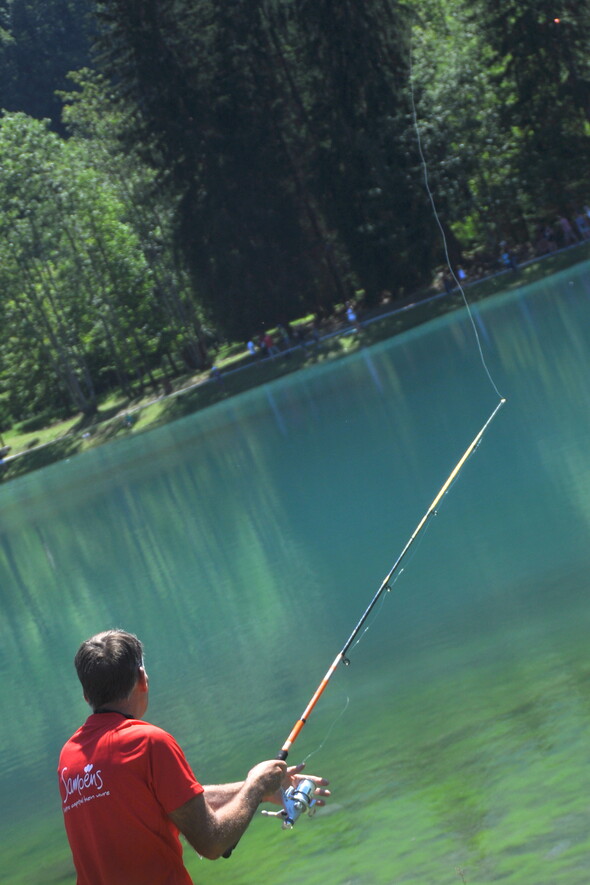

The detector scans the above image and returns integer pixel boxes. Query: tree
[0,0,95,129]
[94,0,345,337]
[0,113,97,416]
[409,0,521,253]
[473,0,590,214]
[61,69,211,374]
[289,0,439,300]
[0,109,197,420]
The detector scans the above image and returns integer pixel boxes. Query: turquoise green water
[3,263,590,883]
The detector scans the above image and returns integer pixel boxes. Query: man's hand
[245,759,287,800]
[263,762,330,806]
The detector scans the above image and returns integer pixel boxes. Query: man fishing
[58,629,330,885]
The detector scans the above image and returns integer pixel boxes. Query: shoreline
[2,240,589,485]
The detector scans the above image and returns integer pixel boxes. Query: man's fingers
[293,774,329,787]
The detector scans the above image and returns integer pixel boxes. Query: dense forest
[0,0,589,425]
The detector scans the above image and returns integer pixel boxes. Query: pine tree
[290,0,438,300]
[0,0,95,127]
[95,0,340,338]
[474,0,590,211]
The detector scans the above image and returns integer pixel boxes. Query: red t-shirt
[58,713,204,885]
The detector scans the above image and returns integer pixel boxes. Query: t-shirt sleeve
[148,729,204,813]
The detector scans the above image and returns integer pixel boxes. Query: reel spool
[261,777,317,829]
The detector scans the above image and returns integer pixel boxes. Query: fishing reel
[261,777,317,829]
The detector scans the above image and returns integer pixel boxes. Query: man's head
[74,629,145,711]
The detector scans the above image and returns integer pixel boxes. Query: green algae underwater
[3,262,590,884]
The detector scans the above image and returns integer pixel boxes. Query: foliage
[0,105,208,420]
[0,0,95,128]
[0,0,589,427]
[94,1,332,335]
[289,0,439,297]
[93,0,442,333]
[471,0,590,213]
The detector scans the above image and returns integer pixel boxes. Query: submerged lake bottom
[3,262,590,883]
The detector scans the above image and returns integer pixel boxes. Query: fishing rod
[269,396,506,828]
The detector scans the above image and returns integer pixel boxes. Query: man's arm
[203,764,330,811]
[170,762,331,859]
[201,782,243,811]
[169,759,285,860]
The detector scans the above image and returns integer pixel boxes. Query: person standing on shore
[58,629,330,885]
[557,215,578,245]
[346,301,360,332]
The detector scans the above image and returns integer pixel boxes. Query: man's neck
[93,705,136,719]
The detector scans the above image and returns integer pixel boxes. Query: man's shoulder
[122,721,193,771]
[104,717,177,744]
[128,719,176,743]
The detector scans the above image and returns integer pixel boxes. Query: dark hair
[74,630,144,710]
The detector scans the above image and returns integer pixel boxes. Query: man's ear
[137,666,149,692]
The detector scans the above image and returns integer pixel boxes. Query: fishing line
[268,51,508,828]
[299,694,350,767]
[408,43,505,404]
[228,35,510,852]
[271,50,510,766]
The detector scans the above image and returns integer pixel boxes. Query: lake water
[3,262,590,884]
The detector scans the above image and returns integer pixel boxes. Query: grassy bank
[2,240,589,485]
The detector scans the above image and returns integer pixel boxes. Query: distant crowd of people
[443,206,590,292]
[246,319,322,362]
[208,300,365,382]
[210,206,590,381]
[535,208,590,254]
[244,300,363,363]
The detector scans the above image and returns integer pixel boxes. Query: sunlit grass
[2,414,81,454]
